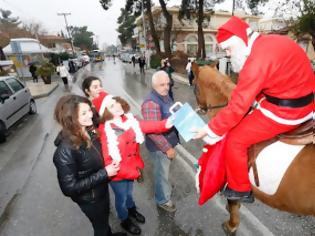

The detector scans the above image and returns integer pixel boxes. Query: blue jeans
[150,150,172,205]
[110,180,135,220]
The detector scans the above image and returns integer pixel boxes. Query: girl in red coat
[93,92,172,235]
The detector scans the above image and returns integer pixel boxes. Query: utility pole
[57,12,75,56]
[141,0,147,53]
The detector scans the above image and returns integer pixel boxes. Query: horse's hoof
[222,222,237,236]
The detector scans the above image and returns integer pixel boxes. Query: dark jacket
[53,132,109,204]
[143,90,179,152]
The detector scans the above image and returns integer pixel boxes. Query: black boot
[128,207,145,223]
[223,186,254,203]
[120,217,141,235]
[112,233,127,236]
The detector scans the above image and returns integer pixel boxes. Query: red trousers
[224,110,298,192]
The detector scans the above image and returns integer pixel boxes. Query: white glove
[202,126,225,145]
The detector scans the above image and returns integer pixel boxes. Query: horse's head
[191,61,236,118]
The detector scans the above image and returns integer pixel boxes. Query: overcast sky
[0,0,272,47]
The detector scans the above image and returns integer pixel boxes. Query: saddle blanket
[249,141,304,195]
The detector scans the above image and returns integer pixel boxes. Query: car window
[0,81,13,96]
[6,78,24,93]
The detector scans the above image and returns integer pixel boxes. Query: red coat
[209,35,315,136]
[99,115,168,181]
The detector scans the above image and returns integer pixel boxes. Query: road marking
[119,85,274,236]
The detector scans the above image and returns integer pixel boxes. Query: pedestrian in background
[29,63,38,83]
[131,55,136,68]
[160,58,175,101]
[92,92,172,235]
[185,59,194,86]
[138,55,146,74]
[68,60,76,74]
[141,71,179,213]
[56,62,70,90]
[53,95,126,236]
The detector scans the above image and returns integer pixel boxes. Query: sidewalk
[25,81,59,99]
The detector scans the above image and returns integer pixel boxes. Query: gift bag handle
[169,102,183,114]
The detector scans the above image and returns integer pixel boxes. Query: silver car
[0,76,37,142]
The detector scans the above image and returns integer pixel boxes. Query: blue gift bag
[169,102,206,142]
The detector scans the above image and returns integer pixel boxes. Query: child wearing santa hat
[93,92,173,235]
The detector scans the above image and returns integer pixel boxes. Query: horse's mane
[199,65,236,99]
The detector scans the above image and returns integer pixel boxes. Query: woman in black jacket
[53,95,126,236]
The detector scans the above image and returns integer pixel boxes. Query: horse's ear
[192,62,199,75]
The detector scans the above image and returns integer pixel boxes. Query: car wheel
[0,121,6,143]
[29,100,37,114]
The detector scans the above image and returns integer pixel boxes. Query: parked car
[0,76,37,143]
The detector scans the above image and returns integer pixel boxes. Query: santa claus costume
[93,92,169,235]
[199,16,314,203]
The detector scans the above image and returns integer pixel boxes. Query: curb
[31,83,59,99]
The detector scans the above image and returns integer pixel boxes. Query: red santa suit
[98,113,168,181]
[92,92,169,182]
[205,17,315,193]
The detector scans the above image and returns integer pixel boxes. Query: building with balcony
[134,6,260,58]
[134,6,314,60]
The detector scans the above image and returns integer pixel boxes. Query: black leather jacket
[53,132,109,204]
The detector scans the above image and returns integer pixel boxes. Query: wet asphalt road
[0,60,314,236]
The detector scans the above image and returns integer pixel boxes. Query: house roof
[3,38,52,54]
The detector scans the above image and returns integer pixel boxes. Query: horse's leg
[222,200,241,236]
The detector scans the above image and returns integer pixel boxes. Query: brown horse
[191,62,315,235]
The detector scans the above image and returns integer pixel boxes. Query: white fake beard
[230,41,248,73]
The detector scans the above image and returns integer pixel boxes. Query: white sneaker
[157,200,176,212]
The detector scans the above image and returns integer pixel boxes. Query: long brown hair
[99,96,130,123]
[54,95,93,149]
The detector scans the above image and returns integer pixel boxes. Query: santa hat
[216,16,251,49]
[92,91,114,115]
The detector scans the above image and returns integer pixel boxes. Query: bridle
[193,70,228,113]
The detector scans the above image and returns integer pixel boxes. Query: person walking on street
[53,95,126,236]
[92,92,173,235]
[68,60,76,74]
[160,58,175,101]
[138,55,146,74]
[141,71,180,213]
[193,16,315,203]
[131,55,136,68]
[56,62,70,90]
[29,63,38,83]
[185,59,194,86]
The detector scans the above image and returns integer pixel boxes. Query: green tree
[0,9,20,27]
[69,26,94,51]
[158,0,173,56]
[99,0,112,10]
[179,0,222,59]
[116,1,139,47]
[291,0,315,50]
[247,0,315,50]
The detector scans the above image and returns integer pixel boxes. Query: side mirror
[0,94,10,103]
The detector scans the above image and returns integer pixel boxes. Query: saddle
[248,119,314,186]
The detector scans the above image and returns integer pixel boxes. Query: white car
[0,76,37,143]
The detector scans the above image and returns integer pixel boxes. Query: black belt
[264,93,314,108]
